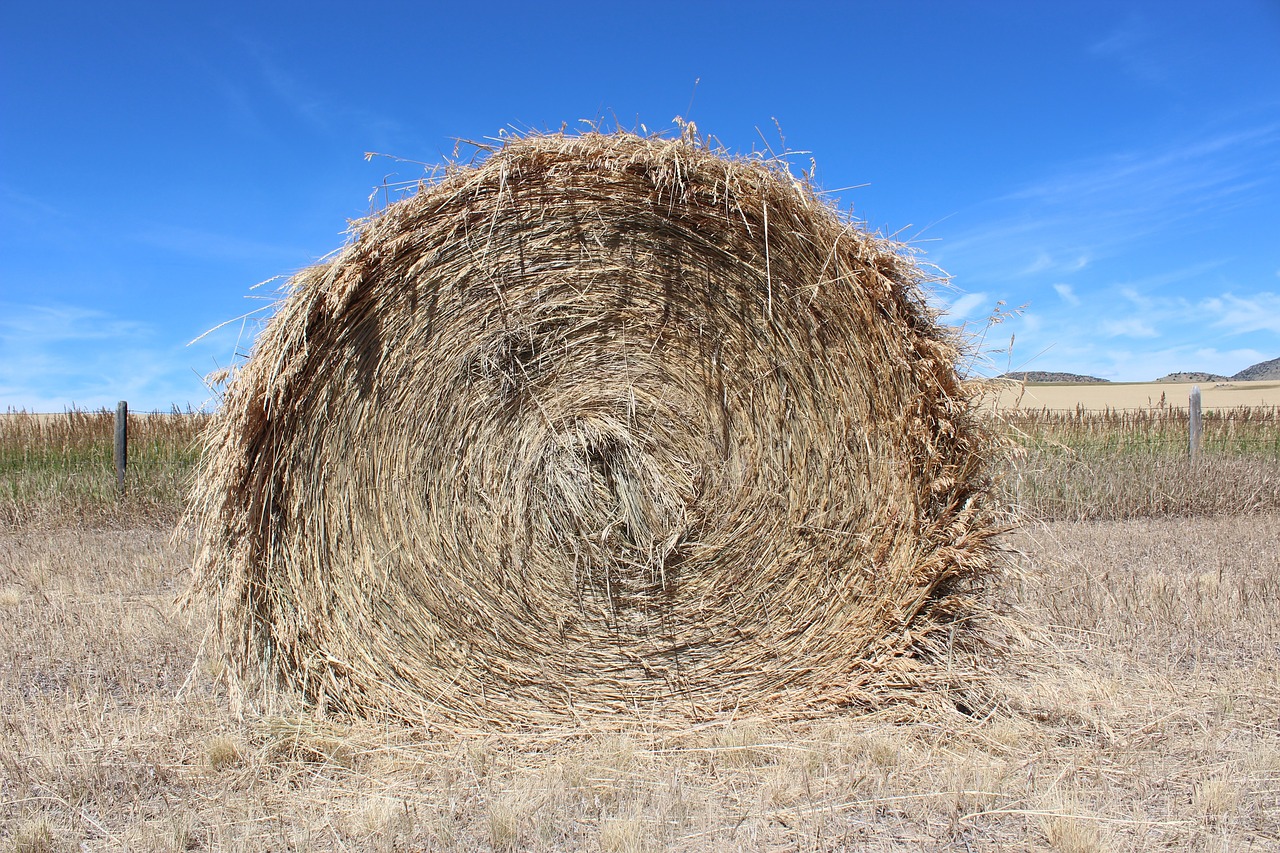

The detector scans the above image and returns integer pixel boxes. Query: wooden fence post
[115,400,128,493]
[1189,386,1202,461]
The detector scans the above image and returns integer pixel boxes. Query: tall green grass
[3,405,1278,528]
[998,405,1280,521]
[1,408,208,527]
[1001,405,1280,458]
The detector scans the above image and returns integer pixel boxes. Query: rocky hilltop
[1000,371,1108,383]
[997,356,1278,384]
[1232,357,1280,381]
[1156,372,1230,383]
[1156,358,1279,383]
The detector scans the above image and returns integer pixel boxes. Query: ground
[987,379,1280,411]
[2,515,1277,851]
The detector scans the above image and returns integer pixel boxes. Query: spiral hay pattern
[189,132,1002,726]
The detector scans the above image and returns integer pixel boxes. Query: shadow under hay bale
[188,130,1005,726]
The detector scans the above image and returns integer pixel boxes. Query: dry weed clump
[188,130,1005,726]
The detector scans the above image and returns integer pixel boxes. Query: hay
[188,130,1004,727]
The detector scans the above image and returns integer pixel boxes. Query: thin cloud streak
[930,122,1279,285]
[1090,17,1169,86]
[0,302,234,411]
[0,303,151,343]
[993,281,1278,380]
[944,292,988,321]
[928,117,1279,379]
[134,223,317,264]
[1000,124,1279,207]
[1204,292,1280,335]
[1052,283,1081,306]
[1101,318,1159,339]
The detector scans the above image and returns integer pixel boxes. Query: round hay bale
[189,131,1003,726]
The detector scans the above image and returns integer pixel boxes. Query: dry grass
[189,130,1004,726]
[1000,406,1280,521]
[3,516,1277,850]
[1001,405,1280,458]
[0,409,206,530]
[988,379,1280,411]
[1005,453,1280,521]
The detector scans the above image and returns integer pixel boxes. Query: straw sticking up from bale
[188,130,1004,726]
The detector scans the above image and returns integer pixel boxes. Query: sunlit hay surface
[187,131,1004,726]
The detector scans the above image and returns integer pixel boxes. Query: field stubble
[1,405,1278,849]
[1,527,1277,848]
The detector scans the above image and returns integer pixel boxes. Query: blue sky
[2,1,1278,410]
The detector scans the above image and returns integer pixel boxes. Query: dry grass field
[989,379,1280,411]
[2,409,1278,851]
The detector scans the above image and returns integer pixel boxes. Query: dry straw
[188,130,1004,727]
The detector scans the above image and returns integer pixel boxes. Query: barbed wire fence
[5,391,1280,494]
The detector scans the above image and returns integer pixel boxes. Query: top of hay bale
[188,129,1003,727]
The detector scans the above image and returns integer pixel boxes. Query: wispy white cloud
[1085,285,1280,337]
[0,185,69,228]
[944,291,988,321]
[0,303,150,343]
[1000,124,1278,209]
[1097,346,1271,383]
[1022,252,1054,276]
[1090,17,1168,85]
[1014,251,1089,278]
[134,223,314,264]
[220,38,409,151]
[1101,317,1159,339]
[1201,292,1280,335]
[931,122,1279,289]
[1052,283,1081,306]
[931,111,1280,380]
[1001,338,1271,384]
[1119,287,1155,311]
[0,184,83,247]
[0,302,234,411]
[251,48,333,133]
[977,273,1278,380]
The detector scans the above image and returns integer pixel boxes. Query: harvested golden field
[3,400,1278,848]
[0,403,1277,849]
[988,380,1280,411]
[2,516,1277,851]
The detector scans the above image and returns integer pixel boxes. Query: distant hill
[1156,372,1230,383]
[1232,357,1280,381]
[996,357,1279,384]
[1000,371,1108,383]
